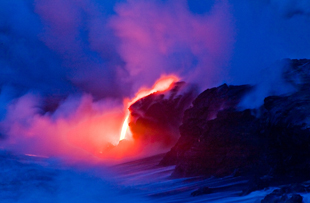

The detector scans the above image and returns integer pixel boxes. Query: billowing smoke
[110,0,234,92]
[0,0,309,162]
[228,0,310,85]
[0,92,125,162]
[226,0,310,107]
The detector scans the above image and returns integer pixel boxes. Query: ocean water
[0,151,291,203]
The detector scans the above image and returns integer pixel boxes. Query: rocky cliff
[160,59,310,182]
[128,82,198,148]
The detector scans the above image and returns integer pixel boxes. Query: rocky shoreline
[129,59,310,202]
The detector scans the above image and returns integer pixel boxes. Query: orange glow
[1,76,180,163]
[119,75,180,141]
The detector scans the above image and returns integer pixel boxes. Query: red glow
[1,0,235,163]
[0,76,180,163]
[119,75,180,141]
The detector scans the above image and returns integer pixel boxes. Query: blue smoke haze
[1,0,310,202]
[0,0,309,102]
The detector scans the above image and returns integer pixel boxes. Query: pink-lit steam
[34,0,235,96]
[0,93,125,162]
[0,0,236,163]
[0,76,180,163]
[110,0,235,92]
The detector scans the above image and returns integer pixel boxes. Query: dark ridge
[128,82,198,148]
[158,59,310,198]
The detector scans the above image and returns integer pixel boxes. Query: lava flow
[119,75,180,141]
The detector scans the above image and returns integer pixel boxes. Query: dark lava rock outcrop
[160,59,310,181]
[128,82,197,147]
[160,84,259,177]
[283,58,310,91]
[261,186,305,203]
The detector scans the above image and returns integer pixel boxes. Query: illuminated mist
[0,0,309,163]
[1,0,310,202]
[0,0,235,163]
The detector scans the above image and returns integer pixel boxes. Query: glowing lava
[120,115,129,141]
[119,75,180,141]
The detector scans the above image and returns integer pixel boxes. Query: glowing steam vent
[119,75,180,141]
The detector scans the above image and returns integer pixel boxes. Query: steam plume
[0,0,309,161]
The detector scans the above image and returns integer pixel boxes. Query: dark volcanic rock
[282,58,310,91]
[160,84,256,175]
[129,82,198,147]
[261,94,310,179]
[263,92,310,128]
[160,59,310,180]
[191,187,214,196]
[242,176,273,195]
[261,188,303,203]
[173,109,264,177]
